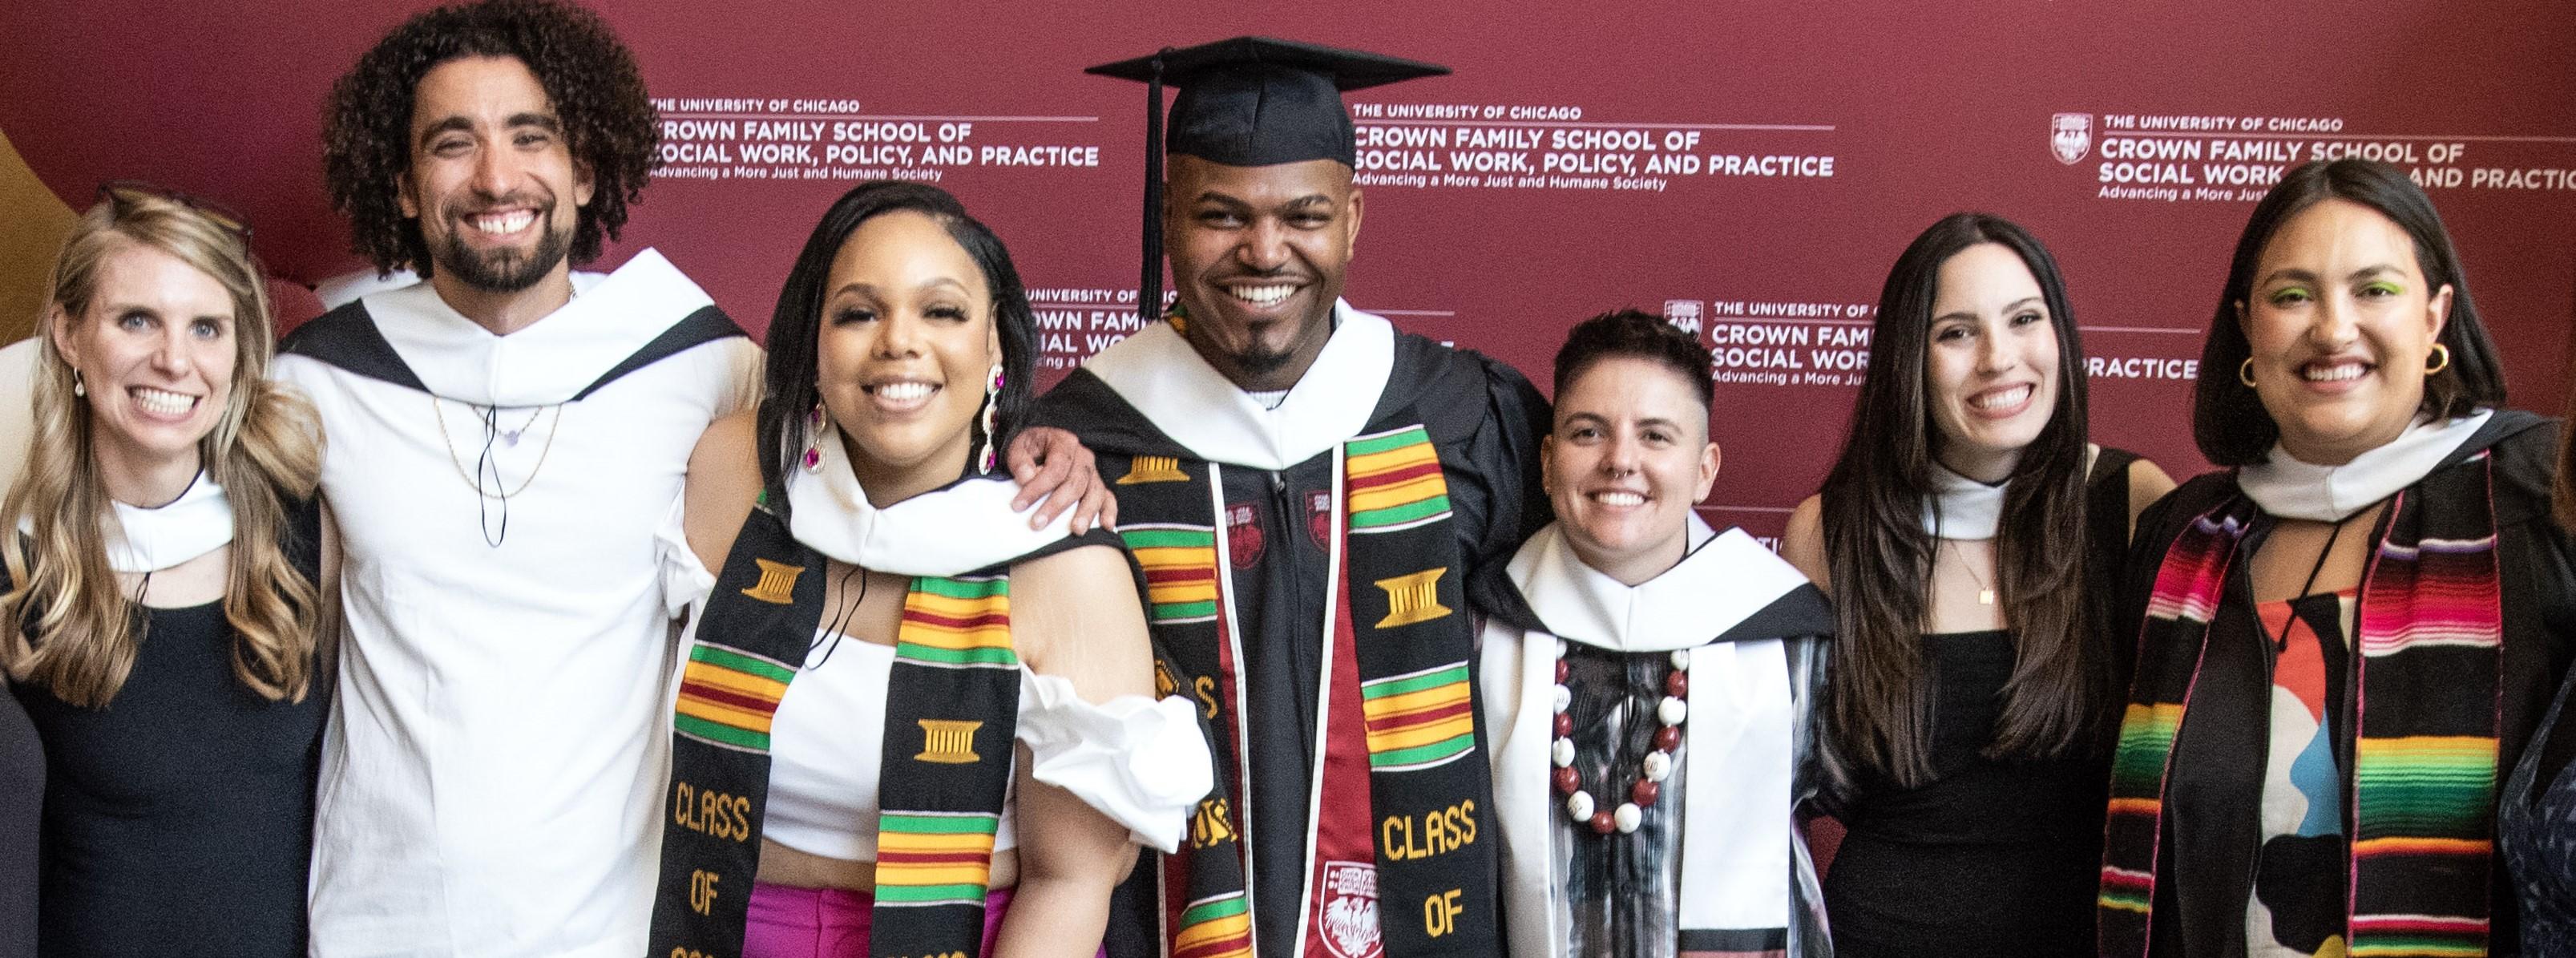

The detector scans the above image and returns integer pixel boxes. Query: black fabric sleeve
[1460,354,1552,581]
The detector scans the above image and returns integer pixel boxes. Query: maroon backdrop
[7,0,2572,538]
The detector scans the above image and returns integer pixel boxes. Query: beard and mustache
[422,198,572,293]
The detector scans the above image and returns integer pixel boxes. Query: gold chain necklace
[1946,538,1997,605]
[430,397,565,499]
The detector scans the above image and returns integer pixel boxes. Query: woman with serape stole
[648,182,1211,958]
[2100,159,2576,957]
[1475,311,1835,957]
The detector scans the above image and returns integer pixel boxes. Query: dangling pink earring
[801,402,826,472]
[976,363,1003,475]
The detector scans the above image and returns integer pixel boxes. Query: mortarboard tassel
[1140,50,1169,325]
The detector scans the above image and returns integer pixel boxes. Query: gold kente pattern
[1374,568,1454,629]
[915,719,984,764]
[1117,455,1191,485]
[741,559,805,605]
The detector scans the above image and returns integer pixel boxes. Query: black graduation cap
[1088,37,1449,321]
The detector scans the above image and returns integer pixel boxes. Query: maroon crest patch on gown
[1226,501,1264,568]
[1307,490,1334,547]
[1315,860,1383,958]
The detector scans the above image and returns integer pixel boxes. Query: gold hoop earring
[2237,358,2258,389]
[2424,343,2451,376]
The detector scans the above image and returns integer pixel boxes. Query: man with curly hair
[275,2,756,954]
[277,5,1108,953]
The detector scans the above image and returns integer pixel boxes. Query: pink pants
[742,882,1102,957]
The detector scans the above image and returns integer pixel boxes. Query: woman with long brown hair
[1782,212,2173,955]
[2,188,331,956]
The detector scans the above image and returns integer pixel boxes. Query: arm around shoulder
[2124,458,2179,546]
[1782,495,1832,596]
[714,339,765,420]
[682,411,765,578]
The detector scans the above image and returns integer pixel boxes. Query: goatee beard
[1233,343,1294,377]
[434,218,571,293]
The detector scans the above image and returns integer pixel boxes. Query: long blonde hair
[1,194,324,707]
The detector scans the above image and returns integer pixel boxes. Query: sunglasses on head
[96,180,253,243]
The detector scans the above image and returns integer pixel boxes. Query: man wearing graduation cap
[1034,37,1549,958]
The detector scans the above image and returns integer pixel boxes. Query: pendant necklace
[1948,538,1997,605]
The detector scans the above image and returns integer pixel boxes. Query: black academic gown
[1032,303,1548,958]
[2117,410,2576,956]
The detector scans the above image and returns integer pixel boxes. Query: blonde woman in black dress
[2,188,331,957]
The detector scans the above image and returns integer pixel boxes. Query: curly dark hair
[322,0,658,277]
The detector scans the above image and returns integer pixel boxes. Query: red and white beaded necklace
[1549,639,1690,835]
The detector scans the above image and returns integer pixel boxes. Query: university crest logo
[1316,860,1383,958]
[2052,112,2093,164]
[1306,490,1335,547]
[1225,502,1264,568]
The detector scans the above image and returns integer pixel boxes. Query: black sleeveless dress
[10,499,325,957]
[1821,448,2140,956]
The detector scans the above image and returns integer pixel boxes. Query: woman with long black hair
[647,181,1208,958]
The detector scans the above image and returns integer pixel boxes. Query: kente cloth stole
[649,503,1022,958]
[1112,422,1502,958]
[2099,451,2504,958]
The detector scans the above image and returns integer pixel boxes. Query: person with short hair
[6,188,330,956]
[1477,309,1833,956]
[2099,159,2574,957]
[1041,37,1549,958]
[1782,212,2174,956]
